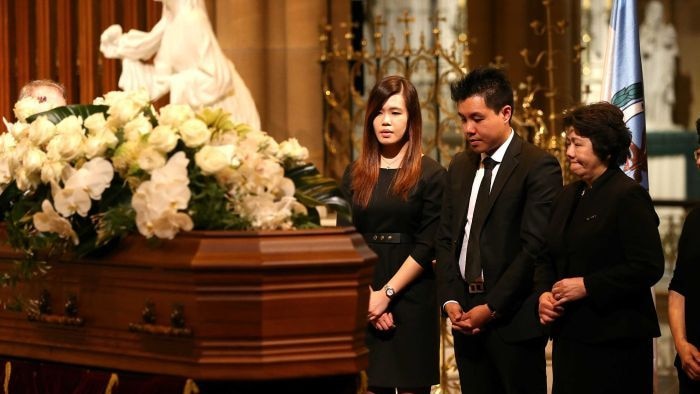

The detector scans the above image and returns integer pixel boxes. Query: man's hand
[444,303,475,334]
[445,303,494,335]
[463,304,493,332]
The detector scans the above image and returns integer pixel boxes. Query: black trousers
[552,336,653,394]
[452,329,547,394]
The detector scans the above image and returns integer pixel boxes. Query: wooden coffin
[0,227,375,381]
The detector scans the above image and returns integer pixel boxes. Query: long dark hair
[351,75,423,208]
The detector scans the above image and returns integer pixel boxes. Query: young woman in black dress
[340,75,445,394]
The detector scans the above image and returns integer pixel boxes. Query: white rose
[148,125,179,153]
[41,160,66,184]
[123,113,153,142]
[195,144,235,175]
[83,113,108,133]
[46,131,84,161]
[55,115,83,136]
[84,129,118,159]
[10,121,30,141]
[22,147,47,174]
[158,104,194,129]
[13,97,52,122]
[105,90,149,124]
[111,140,141,174]
[15,167,40,191]
[27,116,57,147]
[179,118,210,148]
[137,147,166,172]
[0,157,14,185]
[0,132,17,154]
[278,138,309,162]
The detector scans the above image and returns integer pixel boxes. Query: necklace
[380,154,403,169]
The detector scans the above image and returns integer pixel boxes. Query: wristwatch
[486,303,497,319]
[384,285,395,299]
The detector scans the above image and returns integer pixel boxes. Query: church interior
[1,0,700,393]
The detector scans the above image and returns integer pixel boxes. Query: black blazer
[535,167,664,343]
[436,133,563,342]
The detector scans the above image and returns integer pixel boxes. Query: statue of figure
[99,0,261,130]
[640,0,680,131]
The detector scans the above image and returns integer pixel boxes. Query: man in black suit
[436,67,562,394]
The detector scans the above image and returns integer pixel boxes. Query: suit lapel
[482,134,522,215]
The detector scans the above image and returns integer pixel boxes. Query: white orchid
[52,158,114,217]
[33,200,79,245]
[132,152,192,239]
[239,194,297,230]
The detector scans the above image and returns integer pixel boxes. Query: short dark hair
[563,102,631,167]
[695,116,700,144]
[450,67,514,120]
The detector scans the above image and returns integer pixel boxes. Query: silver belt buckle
[468,282,485,294]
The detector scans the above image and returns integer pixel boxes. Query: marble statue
[640,0,680,131]
[99,0,261,130]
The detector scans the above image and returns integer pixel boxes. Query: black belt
[467,282,485,294]
[363,233,414,244]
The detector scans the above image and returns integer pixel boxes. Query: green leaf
[26,104,109,124]
[284,162,351,224]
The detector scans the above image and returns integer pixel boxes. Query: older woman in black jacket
[536,102,664,394]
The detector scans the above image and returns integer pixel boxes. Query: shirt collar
[481,129,514,164]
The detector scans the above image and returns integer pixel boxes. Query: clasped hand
[445,303,492,335]
[538,277,587,325]
[367,286,394,331]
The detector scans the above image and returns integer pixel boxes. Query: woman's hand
[678,341,700,380]
[538,291,563,325]
[367,286,391,321]
[551,277,587,304]
[371,312,395,331]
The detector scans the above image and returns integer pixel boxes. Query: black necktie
[465,157,497,282]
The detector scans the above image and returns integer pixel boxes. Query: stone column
[215,0,329,170]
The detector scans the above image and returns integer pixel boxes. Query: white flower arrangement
[0,89,347,266]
